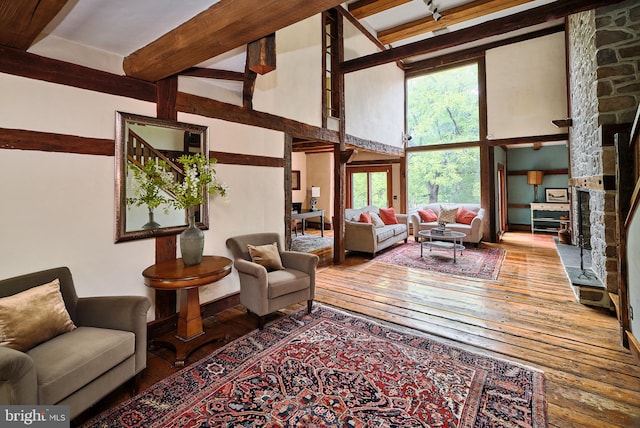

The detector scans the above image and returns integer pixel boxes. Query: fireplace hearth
[552,187,609,308]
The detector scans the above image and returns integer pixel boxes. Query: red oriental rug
[82,305,546,427]
[375,240,506,280]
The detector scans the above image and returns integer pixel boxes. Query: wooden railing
[126,129,183,183]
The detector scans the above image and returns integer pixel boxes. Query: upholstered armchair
[226,233,319,329]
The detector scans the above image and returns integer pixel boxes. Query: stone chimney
[567,0,640,304]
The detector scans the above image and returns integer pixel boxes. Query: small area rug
[375,240,505,280]
[291,234,333,253]
[83,304,546,427]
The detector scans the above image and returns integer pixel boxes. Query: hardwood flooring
[73,231,640,427]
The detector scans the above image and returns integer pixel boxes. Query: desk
[292,209,325,237]
[143,255,232,366]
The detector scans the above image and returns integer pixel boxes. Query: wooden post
[333,10,346,264]
[154,76,178,320]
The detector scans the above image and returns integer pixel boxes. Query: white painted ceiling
[41,0,220,57]
[25,0,564,95]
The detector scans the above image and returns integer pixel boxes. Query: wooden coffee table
[418,229,466,262]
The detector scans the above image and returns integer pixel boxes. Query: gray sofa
[0,267,151,420]
[410,203,485,244]
[345,205,409,256]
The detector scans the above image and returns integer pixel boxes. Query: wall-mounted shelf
[530,202,570,233]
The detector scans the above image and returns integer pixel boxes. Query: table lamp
[527,171,544,202]
[310,186,320,211]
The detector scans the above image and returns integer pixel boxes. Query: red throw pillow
[359,211,372,224]
[456,206,476,225]
[418,209,438,222]
[379,207,398,225]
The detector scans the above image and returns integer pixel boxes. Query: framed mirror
[114,112,209,242]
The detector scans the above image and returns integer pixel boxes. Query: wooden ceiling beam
[0,0,70,49]
[123,0,344,82]
[378,0,534,45]
[0,45,157,102]
[180,68,244,81]
[348,0,411,19]
[341,0,625,74]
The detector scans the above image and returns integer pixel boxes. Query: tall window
[406,62,481,208]
[407,148,480,208]
[407,63,479,146]
[347,166,392,208]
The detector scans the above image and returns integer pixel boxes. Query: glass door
[347,166,392,208]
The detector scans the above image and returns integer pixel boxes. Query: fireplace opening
[576,188,591,250]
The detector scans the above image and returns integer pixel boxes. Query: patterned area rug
[375,240,506,280]
[291,235,333,253]
[83,304,546,427]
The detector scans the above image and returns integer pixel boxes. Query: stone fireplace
[567,1,640,307]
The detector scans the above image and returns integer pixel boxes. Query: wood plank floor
[73,231,640,427]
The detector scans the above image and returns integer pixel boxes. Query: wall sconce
[527,171,544,203]
[310,186,320,211]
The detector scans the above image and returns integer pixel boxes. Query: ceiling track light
[423,0,442,22]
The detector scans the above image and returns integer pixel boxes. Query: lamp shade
[311,186,320,198]
[527,171,543,185]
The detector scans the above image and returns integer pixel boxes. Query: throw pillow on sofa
[438,206,458,224]
[418,209,438,222]
[379,207,398,225]
[456,206,476,225]
[359,211,372,224]
[0,279,76,352]
[370,212,386,227]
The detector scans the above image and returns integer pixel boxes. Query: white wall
[306,153,334,218]
[0,73,285,320]
[253,16,323,127]
[344,20,405,148]
[486,32,567,139]
[627,206,640,338]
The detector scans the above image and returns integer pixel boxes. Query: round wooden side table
[143,255,232,366]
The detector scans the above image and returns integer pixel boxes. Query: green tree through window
[407,64,479,146]
[406,63,480,207]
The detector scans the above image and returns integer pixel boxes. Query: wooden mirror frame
[114,111,209,242]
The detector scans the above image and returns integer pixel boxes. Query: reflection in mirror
[114,112,208,242]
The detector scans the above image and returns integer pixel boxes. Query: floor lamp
[527,171,543,202]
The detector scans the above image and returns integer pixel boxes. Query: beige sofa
[0,267,151,420]
[345,205,409,256]
[410,203,485,244]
